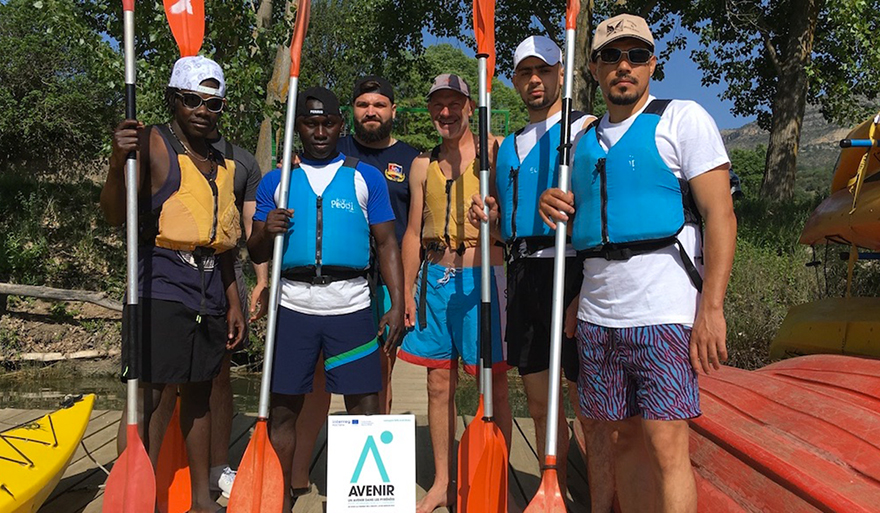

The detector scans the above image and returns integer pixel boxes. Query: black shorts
[506,256,582,381]
[122,299,227,384]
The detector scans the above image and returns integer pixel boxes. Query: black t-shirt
[337,136,420,245]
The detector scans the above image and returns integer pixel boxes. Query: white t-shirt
[254,156,393,316]
[513,110,594,259]
[577,96,730,328]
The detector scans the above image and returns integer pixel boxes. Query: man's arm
[243,200,270,320]
[689,165,736,374]
[221,251,245,349]
[372,221,405,353]
[402,154,429,328]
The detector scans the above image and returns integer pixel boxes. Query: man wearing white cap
[540,14,736,513]
[469,35,614,510]
[102,55,245,513]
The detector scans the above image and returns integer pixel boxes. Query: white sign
[327,415,416,512]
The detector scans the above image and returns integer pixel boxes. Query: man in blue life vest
[539,14,736,513]
[468,36,614,510]
[102,56,246,513]
[248,86,405,513]
[288,76,421,499]
[397,74,512,513]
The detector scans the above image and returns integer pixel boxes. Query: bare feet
[416,484,456,513]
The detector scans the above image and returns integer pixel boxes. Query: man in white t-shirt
[248,87,405,512]
[540,14,736,513]
[469,36,613,510]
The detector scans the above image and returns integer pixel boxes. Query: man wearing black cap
[248,86,405,511]
[287,76,421,498]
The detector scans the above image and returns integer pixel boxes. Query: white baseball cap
[168,56,226,97]
[513,36,563,70]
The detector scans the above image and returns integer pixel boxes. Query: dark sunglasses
[176,92,225,113]
[597,48,653,64]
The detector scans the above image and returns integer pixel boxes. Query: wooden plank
[291,418,328,512]
[0,408,25,424]
[508,417,540,511]
[564,419,592,507]
[0,408,52,427]
[46,411,120,501]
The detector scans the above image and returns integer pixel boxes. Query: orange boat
[690,355,880,512]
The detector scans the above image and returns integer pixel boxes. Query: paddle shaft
[544,25,577,461]
[123,3,140,426]
[257,76,299,420]
[476,54,495,419]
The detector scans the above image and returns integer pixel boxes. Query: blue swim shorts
[576,321,701,421]
[271,306,381,395]
[399,263,507,375]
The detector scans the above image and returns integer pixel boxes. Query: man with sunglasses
[248,87,405,513]
[539,14,736,513]
[467,35,614,510]
[102,55,246,513]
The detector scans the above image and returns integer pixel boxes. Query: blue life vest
[495,113,585,243]
[281,156,371,278]
[571,100,703,290]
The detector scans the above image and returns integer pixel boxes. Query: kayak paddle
[226,2,311,511]
[102,1,157,511]
[525,1,580,511]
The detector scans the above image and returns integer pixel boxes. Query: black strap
[224,139,234,162]
[155,124,186,155]
[282,266,368,285]
[643,99,672,116]
[342,155,360,169]
[507,237,558,262]
[430,145,441,162]
[418,258,429,330]
[578,237,703,292]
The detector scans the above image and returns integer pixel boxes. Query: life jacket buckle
[312,275,333,285]
[602,246,633,261]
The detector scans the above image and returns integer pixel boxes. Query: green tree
[0,0,119,167]
[682,0,880,200]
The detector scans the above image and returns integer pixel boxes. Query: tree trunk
[760,0,822,200]
[574,0,596,114]
[254,0,298,174]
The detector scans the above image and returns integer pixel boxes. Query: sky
[425,28,757,130]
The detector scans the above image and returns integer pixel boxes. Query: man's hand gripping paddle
[152,2,206,509]
[102,2,157,512]
[457,1,508,512]
[525,1,580,511]
[227,2,311,512]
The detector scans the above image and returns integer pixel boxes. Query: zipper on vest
[208,178,218,244]
[598,158,609,244]
[443,179,454,249]
[315,195,323,276]
[510,166,519,239]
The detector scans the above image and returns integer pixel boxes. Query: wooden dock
[2,360,592,512]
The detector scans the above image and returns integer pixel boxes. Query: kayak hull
[0,394,96,513]
[769,296,880,360]
[692,355,880,512]
[800,180,880,249]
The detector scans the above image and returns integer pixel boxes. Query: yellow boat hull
[800,180,880,249]
[831,115,880,193]
[0,394,95,513]
[770,297,880,360]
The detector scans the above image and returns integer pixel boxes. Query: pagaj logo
[348,430,395,498]
[331,198,355,213]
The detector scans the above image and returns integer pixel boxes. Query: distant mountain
[721,105,852,170]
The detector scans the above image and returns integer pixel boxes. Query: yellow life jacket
[145,124,240,254]
[421,145,480,254]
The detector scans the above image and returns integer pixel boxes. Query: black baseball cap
[296,86,341,118]
[352,75,395,104]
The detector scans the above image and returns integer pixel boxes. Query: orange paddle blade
[524,457,565,512]
[289,0,312,78]
[103,424,156,513]
[226,420,285,513]
[162,0,205,57]
[466,420,508,513]
[456,398,485,509]
[473,0,496,93]
[566,0,580,29]
[156,400,191,513]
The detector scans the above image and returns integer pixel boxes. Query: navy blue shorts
[271,307,381,396]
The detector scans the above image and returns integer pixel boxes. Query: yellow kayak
[769,297,880,360]
[0,394,95,513]
[831,114,880,193]
[799,179,880,249]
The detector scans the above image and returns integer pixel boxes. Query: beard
[524,88,559,111]
[354,117,393,144]
[608,76,641,106]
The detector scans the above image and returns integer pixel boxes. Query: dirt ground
[0,297,121,365]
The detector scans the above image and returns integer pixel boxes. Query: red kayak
[691,354,880,512]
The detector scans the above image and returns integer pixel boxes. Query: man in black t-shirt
[288,76,419,499]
